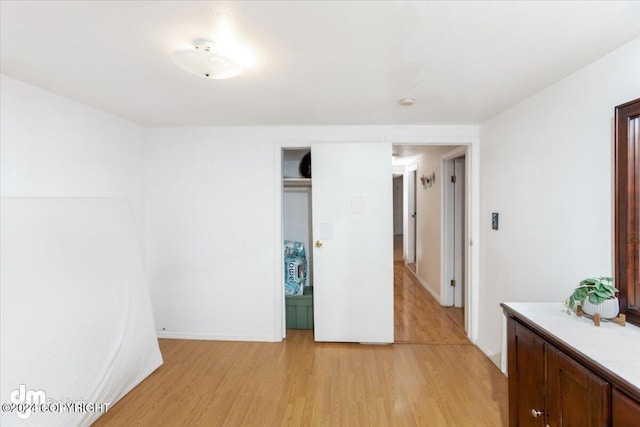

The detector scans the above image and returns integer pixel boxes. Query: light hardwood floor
[94,263,507,426]
[394,261,467,344]
[393,235,403,261]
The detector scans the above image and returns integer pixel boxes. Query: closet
[280,142,393,343]
[282,149,313,330]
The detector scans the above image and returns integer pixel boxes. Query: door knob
[315,240,323,248]
[531,409,543,418]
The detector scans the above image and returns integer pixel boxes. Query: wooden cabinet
[546,346,610,426]
[509,322,545,426]
[508,321,610,426]
[505,309,639,427]
[612,389,640,427]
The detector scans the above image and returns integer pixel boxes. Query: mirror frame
[615,97,640,326]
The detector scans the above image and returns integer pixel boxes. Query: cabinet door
[612,389,640,427]
[547,346,610,427]
[508,320,546,426]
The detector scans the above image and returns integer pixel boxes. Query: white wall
[414,146,456,300]
[12,39,636,366]
[145,126,478,341]
[144,129,277,340]
[0,76,479,342]
[0,75,145,236]
[0,76,158,424]
[478,37,640,366]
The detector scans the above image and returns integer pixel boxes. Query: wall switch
[350,194,366,214]
[492,213,499,230]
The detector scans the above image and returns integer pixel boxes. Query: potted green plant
[567,276,619,319]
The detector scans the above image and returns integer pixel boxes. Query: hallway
[394,261,468,344]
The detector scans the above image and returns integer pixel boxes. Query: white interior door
[393,176,403,235]
[407,170,416,263]
[453,157,465,308]
[312,142,394,343]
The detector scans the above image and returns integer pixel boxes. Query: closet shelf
[283,178,312,188]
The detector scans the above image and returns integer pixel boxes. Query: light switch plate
[350,194,366,214]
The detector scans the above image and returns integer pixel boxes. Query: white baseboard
[156,331,280,342]
[404,263,440,301]
[476,342,505,374]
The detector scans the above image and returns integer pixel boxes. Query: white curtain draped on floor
[1,198,162,426]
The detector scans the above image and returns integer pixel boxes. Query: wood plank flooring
[94,332,507,426]
[394,261,468,344]
[393,235,403,261]
[94,263,507,426]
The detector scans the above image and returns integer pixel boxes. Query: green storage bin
[285,287,314,329]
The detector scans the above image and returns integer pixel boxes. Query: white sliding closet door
[311,142,394,343]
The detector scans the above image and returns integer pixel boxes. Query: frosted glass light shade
[172,40,242,80]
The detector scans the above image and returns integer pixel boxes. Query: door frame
[441,147,468,323]
[392,175,404,236]
[275,142,312,340]
[388,137,479,343]
[405,165,417,264]
[275,135,480,344]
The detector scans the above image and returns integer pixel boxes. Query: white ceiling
[2,1,639,127]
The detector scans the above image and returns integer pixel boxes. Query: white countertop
[503,302,640,391]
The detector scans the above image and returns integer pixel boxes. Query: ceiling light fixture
[399,98,415,106]
[172,39,242,80]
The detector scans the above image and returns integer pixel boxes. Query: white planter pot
[581,297,619,319]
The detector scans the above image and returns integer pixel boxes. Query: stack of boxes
[284,240,313,329]
[284,240,306,295]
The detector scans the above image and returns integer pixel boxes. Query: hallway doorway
[394,262,467,343]
[391,144,471,341]
[392,174,404,263]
